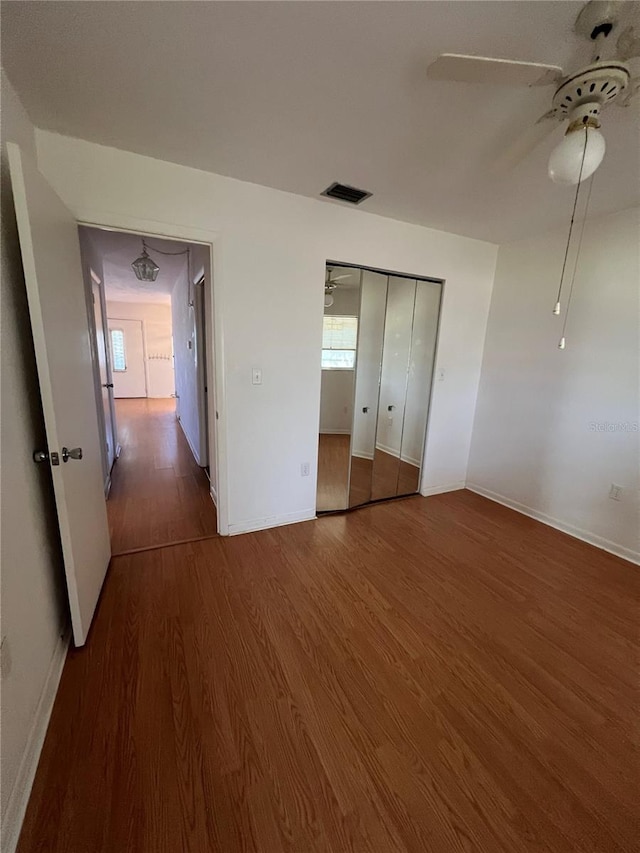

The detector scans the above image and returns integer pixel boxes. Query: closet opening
[317,262,443,514]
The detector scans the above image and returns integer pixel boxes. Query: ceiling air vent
[321,182,372,205]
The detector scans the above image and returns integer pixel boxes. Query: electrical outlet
[609,483,623,501]
[301,462,310,477]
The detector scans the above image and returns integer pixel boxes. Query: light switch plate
[252,368,262,385]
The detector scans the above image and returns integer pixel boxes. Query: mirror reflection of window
[321,316,358,369]
[317,267,362,513]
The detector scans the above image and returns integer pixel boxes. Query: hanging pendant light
[131,240,160,282]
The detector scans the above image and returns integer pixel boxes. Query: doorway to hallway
[79,225,219,556]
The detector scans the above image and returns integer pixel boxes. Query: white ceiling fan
[324,267,351,307]
[427,0,640,184]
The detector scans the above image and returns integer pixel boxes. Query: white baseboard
[420,481,466,497]
[228,509,316,536]
[466,483,640,566]
[375,442,421,468]
[319,429,351,435]
[210,483,218,508]
[1,631,69,853]
[177,416,202,466]
[352,451,374,461]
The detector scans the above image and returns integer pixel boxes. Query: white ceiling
[4,1,640,243]
[81,227,189,305]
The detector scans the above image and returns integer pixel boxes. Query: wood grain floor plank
[17,490,640,853]
[107,398,217,553]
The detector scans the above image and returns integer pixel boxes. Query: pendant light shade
[131,244,160,282]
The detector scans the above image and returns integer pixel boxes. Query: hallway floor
[18,490,638,853]
[107,398,217,554]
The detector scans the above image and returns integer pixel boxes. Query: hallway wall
[171,247,208,467]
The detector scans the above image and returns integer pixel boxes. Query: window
[321,315,358,369]
[110,328,127,372]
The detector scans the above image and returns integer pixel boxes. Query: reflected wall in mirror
[316,266,361,511]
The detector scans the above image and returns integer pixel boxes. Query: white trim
[75,211,229,536]
[210,484,218,508]
[420,481,466,497]
[375,441,421,468]
[1,631,69,853]
[177,413,202,466]
[228,509,316,536]
[466,483,640,566]
[319,428,351,435]
[352,451,374,460]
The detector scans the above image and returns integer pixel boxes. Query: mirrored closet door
[317,264,442,513]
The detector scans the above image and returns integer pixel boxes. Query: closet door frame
[326,260,444,504]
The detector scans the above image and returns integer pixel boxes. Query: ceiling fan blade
[427,54,564,87]
[330,274,351,282]
[493,110,563,172]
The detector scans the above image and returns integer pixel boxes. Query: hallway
[107,398,217,554]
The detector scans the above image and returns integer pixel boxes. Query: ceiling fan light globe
[548,126,606,186]
[324,293,334,308]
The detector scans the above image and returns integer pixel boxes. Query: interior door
[8,142,111,647]
[92,279,117,480]
[107,318,147,398]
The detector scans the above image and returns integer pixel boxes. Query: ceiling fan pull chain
[553,129,589,322]
[558,173,596,350]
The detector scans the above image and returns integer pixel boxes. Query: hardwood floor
[317,437,422,510]
[107,398,217,554]
[317,433,351,511]
[18,490,639,852]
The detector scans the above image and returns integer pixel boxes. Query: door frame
[84,266,119,493]
[76,214,229,536]
[324,260,445,504]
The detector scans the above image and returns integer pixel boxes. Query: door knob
[33,449,60,466]
[102,383,114,388]
[62,446,83,463]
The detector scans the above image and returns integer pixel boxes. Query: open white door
[8,142,111,647]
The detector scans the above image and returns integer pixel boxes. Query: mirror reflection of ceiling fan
[427,0,640,184]
[324,268,351,307]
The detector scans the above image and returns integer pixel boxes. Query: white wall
[35,129,498,532]
[319,371,354,434]
[106,300,175,398]
[170,249,207,465]
[0,73,68,851]
[468,207,640,562]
